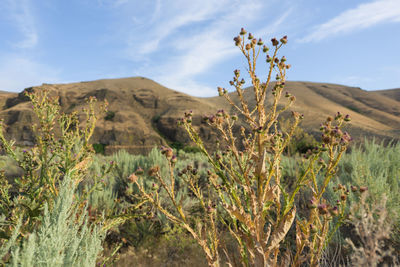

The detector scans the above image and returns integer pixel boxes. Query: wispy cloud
[130,0,233,56]
[114,0,290,96]
[299,0,400,42]
[5,0,38,49]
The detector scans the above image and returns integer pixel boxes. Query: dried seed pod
[127,173,138,183]
[148,166,160,177]
[318,203,328,215]
[330,206,339,216]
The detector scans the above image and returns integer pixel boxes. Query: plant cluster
[0,90,109,265]
[135,29,356,266]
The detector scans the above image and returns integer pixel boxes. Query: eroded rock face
[5,88,33,109]
[2,109,36,146]
[0,77,398,155]
[133,89,159,108]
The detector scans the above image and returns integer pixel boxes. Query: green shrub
[93,143,107,154]
[337,139,400,227]
[88,148,211,252]
[104,111,115,121]
[8,174,105,267]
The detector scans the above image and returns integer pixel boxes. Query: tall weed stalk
[135,29,355,266]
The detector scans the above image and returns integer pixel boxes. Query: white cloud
[299,0,400,42]
[5,0,38,49]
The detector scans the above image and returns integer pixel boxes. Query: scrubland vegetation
[0,29,399,266]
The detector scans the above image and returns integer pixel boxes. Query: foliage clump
[0,90,108,265]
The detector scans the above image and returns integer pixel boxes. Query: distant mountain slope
[0,77,398,154]
[371,88,400,102]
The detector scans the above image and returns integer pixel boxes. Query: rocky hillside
[0,77,399,154]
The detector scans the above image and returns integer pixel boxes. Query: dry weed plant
[346,192,398,267]
[135,29,355,267]
[0,90,121,265]
[0,90,101,238]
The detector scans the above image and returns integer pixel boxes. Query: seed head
[318,203,328,215]
[171,155,177,164]
[330,206,339,216]
[218,87,225,96]
[233,36,242,42]
[308,197,317,209]
[135,167,144,175]
[127,173,138,183]
[280,35,288,44]
[335,112,342,120]
[148,166,160,177]
[257,38,263,46]
[263,45,269,53]
[209,115,216,124]
[240,28,247,35]
[271,38,279,46]
[152,183,159,190]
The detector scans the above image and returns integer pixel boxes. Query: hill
[0,77,399,154]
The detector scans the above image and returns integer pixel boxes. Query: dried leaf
[230,207,254,230]
[263,185,279,203]
[268,206,296,251]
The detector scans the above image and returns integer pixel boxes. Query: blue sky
[1,0,399,96]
